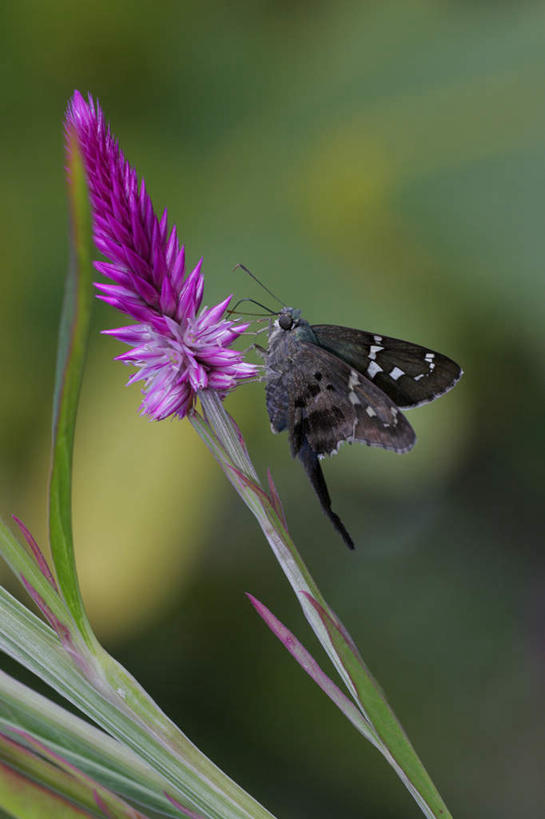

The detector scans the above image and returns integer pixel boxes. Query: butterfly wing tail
[297,439,355,550]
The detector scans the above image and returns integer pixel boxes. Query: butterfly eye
[279,313,293,330]
[314,372,322,381]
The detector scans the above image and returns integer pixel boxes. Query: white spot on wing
[421,353,436,372]
[369,344,384,360]
[366,360,382,379]
[414,373,425,381]
[348,370,361,405]
[390,366,404,381]
[365,406,377,417]
[374,335,383,343]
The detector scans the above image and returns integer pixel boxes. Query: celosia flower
[65,90,258,419]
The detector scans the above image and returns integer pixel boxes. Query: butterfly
[264,306,462,549]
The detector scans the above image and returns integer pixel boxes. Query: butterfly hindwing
[311,324,462,409]
[287,343,416,457]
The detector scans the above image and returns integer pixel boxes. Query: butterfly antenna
[227,297,279,318]
[233,264,286,307]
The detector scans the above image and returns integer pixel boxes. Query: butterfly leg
[251,343,268,355]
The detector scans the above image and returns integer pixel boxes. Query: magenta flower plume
[64,90,258,419]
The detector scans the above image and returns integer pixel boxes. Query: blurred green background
[1,1,544,816]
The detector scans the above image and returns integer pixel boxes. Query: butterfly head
[277,306,302,331]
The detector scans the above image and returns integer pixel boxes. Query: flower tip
[70,88,85,107]
[65,89,86,123]
[65,90,101,140]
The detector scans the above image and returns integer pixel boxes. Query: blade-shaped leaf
[302,592,451,818]
[0,731,147,818]
[0,588,277,819]
[49,126,95,643]
[0,670,181,817]
[246,594,378,746]
[0,754,91,818]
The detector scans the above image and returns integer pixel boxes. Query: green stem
[193,389,452,819]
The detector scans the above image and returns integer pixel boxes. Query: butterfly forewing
[311,324,462,409]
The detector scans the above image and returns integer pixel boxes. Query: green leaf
[0,759,94,818]
[303,593,451,819]
[0,670,181,817]
[49,129,95,644]
[0,731,147,818]
[0,588,277,819]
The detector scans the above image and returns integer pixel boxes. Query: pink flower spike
[198,296,233,330]
[175,260,203,321]
[170,245,186,290]
[12,516,58,592]
[65,91,260,419]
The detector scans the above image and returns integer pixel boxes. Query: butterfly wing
[311,324,462,409]
[266,341,416,549]
[286,343,416,457]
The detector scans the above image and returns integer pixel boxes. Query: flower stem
[193,389,452,819]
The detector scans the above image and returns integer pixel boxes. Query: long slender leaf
[0,670,180,817]
[49,127,95,643]
[0,757,92,818]
[302,593,448,818]
[0,732,147,818]
[0,587,276,819]
[246,595,378,746]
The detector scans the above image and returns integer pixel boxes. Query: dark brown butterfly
[264,307,462,549]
